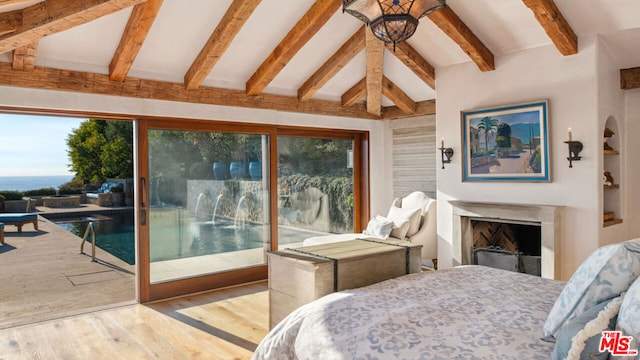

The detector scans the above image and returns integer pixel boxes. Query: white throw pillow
[387,206,421,238]
[363,216,394,238]
[389,216,410,240]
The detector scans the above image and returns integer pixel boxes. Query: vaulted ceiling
[0,0,639,120]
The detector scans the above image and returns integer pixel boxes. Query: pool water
[53,211,326,266]
[54,213,136,265]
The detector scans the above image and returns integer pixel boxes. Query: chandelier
[343,0,445,47]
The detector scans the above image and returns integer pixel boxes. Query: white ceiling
[1,0,640,106]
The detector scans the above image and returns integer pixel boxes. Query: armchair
[302,191,437,264]
[391,191,437,262]
[84,181,123,207]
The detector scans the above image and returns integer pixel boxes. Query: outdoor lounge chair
[0,223,4,245]
[0,213,38,233]
[84,181,122,207]
[0,198,38,233]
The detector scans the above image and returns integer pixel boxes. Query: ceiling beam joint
[621,67,640,90]
[12,41,36,70]
[0,0,147,54]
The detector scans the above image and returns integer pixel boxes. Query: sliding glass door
[138,120,271,301]
[276,135,356,248]
[136,120,368,302]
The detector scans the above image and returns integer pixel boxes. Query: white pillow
[389,216,410,240]
[387,205,421,238]
[363,216,394,238]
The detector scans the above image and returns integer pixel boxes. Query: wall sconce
[439,137,454,169]
[565,127,582,168]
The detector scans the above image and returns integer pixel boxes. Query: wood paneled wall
[390,115,437,199]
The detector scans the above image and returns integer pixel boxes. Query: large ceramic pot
[249,162,262,180]
[229,162,246,179]
[213,162,230,180]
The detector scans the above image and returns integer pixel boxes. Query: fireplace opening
[471,219,541,276]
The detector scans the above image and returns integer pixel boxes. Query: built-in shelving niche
[603,116,622,227]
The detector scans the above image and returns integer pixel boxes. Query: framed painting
[461,100,550,182]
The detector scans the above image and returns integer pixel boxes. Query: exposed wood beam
[0,0,34,5]
[298,26,365,101]
[341,77,366,107]
[184,0,261,89]
[109,0,163,82]
[522,0,577,56]
[382,76,416,114]
[427,6,494,71]
[0,9,21,37]
[0,0,146,54]
[387,41,435,89]
[365,27,383,116]
[0,62,388,119]
[12,41,36,70]
[245,0,340,96]
[621,67,640,90]
[383,99,435,120]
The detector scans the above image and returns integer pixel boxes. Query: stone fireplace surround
[449,201,564,280]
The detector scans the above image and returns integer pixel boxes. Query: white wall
[597,35,628,246]
[0,85,392,220]
[625,88,640,240]
[436,36,603,280]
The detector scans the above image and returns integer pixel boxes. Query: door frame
[137,118,369,302]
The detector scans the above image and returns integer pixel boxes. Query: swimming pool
[53,212,136,265]
[51,210,326,266]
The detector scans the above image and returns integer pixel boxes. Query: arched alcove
[603,115,622,227]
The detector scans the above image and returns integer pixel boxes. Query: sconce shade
[343,0,445,45]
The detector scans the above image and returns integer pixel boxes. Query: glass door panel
[276,136,354,249]
[147,129,270,283]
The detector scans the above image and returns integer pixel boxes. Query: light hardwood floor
[0,281,270,360]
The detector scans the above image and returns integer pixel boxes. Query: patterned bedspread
[253,265,565,360]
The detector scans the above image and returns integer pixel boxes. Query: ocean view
[0,175,74,192]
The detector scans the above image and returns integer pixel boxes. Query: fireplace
[449,201,564,280]
[471,219,541,276]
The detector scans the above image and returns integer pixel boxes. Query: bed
[254,265,564,359]
[253,239,640,360]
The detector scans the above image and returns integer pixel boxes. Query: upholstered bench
[0,223,4,245]
[0,213,38,232]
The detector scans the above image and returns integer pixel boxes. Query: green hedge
[0,191,24,201]
[59,187,84,195]
[24,188,57,196]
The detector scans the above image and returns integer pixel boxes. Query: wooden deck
[0,204,135,330]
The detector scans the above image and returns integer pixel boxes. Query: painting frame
[461,100,550,182]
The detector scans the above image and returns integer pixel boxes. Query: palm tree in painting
[476,117,499,151]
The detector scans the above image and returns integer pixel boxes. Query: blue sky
[0,114,85,176]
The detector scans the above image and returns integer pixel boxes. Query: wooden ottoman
[268,239,422,329]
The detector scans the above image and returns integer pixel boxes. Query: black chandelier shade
[343,0,446,46]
